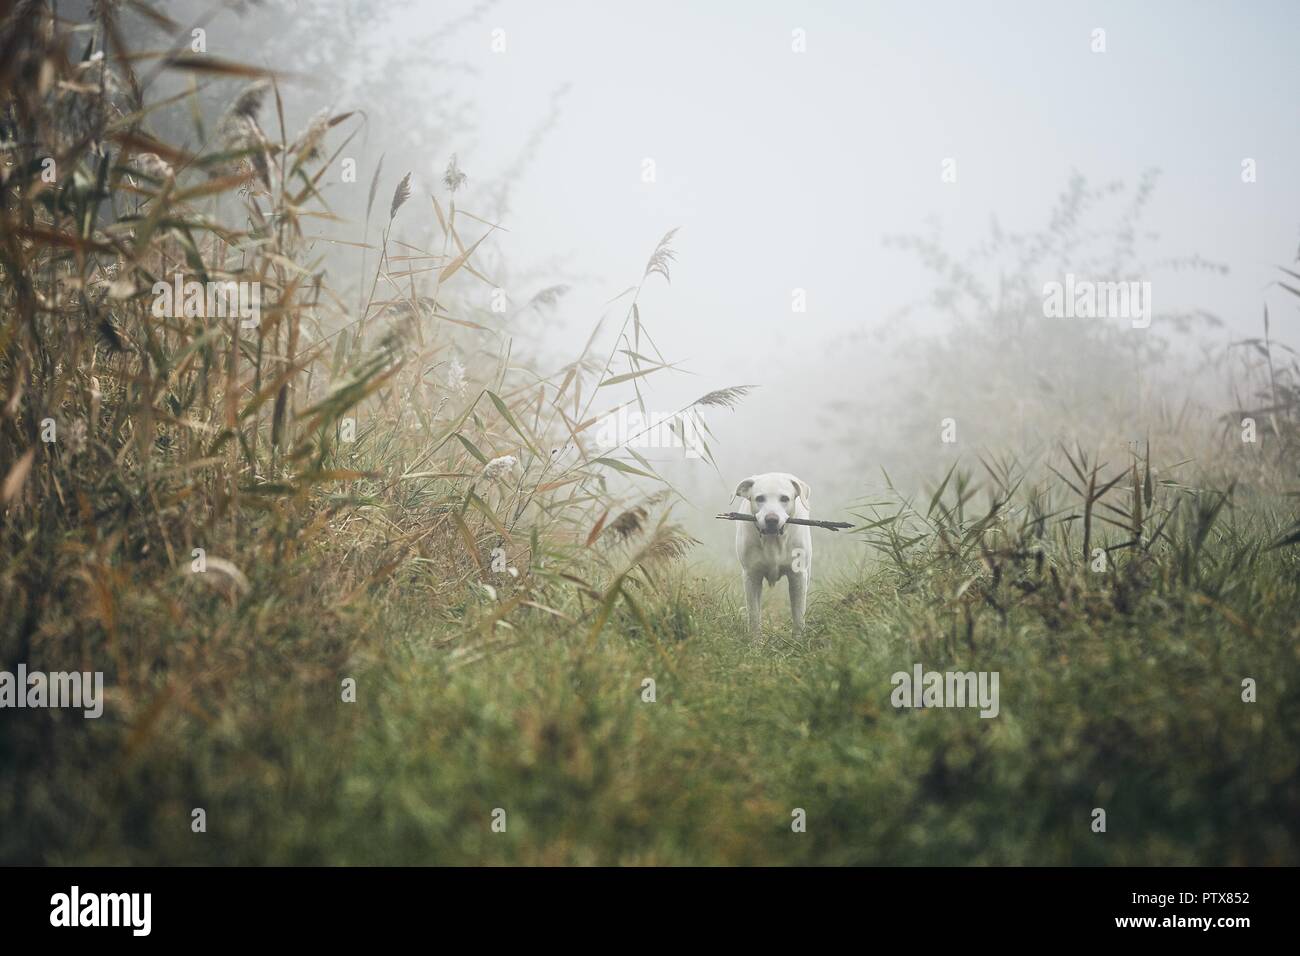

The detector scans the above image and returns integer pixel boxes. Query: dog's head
[734,472,811,535]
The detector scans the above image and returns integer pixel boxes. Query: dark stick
[715,512,854,532]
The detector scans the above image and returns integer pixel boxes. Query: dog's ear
[734,477,756,498]
[790,476,811,504]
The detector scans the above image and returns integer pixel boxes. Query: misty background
[160,0,1300,565]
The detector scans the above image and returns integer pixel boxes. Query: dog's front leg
[744,571,764,641]
[787,569,807,638]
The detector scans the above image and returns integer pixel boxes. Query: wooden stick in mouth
[714,512,854,532]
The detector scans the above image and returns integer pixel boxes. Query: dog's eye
[780,496,790,503]
[756,495,765,503]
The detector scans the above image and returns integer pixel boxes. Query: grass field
[9,467,1299,866]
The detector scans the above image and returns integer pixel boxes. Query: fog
[178,0,1300,563]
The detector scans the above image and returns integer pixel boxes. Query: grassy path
[30,557,1294,866]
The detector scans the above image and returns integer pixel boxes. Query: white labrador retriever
[733,472,812,640]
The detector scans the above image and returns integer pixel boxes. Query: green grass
[9,518,1296,866]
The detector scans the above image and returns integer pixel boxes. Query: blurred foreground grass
[9,525,1296,866]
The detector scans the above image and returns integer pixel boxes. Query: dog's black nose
[763,515,780,529]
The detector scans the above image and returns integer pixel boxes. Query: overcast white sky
[446,0,1300,361]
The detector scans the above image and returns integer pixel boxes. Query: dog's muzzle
[760,515,783,535]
